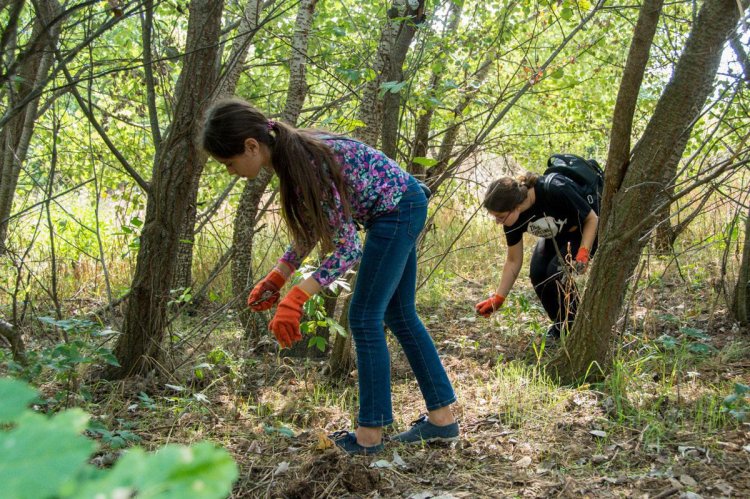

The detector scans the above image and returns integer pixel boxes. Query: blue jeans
[349,177,456,427]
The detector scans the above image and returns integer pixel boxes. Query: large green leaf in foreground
[0,378,238,499]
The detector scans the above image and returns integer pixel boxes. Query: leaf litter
[73,272,750,498]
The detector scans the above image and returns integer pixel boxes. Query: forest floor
[30,270,750,498]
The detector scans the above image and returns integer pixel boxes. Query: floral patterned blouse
[279,137,410,287]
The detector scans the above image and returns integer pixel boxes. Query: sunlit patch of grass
[716,340,750,364]
[486,361,570,427]
[599,334,737,450]
[451,358,573,431]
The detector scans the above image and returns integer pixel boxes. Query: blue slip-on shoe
[390,414,459,444]
[330,430,384,456]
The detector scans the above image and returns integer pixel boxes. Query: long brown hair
[483,172,538,213]
[201,98,351,253]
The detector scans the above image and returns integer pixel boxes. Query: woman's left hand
[573,247,590,274]
[268,286,310,348]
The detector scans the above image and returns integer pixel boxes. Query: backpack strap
[539,173,557,198]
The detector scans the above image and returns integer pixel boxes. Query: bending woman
[201,98,457,455]
[475,173,598,340]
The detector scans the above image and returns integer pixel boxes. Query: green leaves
[0,380,96,499]
[656,327,715,355]
[0,378,238,499]
[308,335,327,352]
[379,80,409,97]
[67,443,238,499]
[0,378,36,423]
[722,383,750,422]
[412,157,438,168]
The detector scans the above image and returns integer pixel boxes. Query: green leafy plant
[87,419,142,449]
[0,377,238,499]
[4,318,120,408]
[294,265,349,352]
[721,383,749,422]
[655,326,716,356]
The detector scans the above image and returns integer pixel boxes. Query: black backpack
[541,153,604,215]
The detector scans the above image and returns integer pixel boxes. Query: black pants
[529,233,596,333]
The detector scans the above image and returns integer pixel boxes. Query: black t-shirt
[504,174,593,247]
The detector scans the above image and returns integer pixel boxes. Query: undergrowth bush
[0,377,238,499]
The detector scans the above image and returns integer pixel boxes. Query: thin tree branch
[53,51,150,191]
[2,178,95,225]
[431,0,605,190]
[141,0,161,151]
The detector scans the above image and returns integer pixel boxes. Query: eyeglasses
[488,209,514,225]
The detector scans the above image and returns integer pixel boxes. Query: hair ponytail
[483,172,538,213]
[270,122,352,253]
[202,98,351,254]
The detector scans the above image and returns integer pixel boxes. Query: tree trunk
[285,0,318,123]
[652,185,675,254]
[353,0,403,146]
[234,169,273,340]
[172,0,265,292]
[408,0,462,177]
[0,0,61,254]
[549,0,746,383]
[107,0,224,379]
[599,0,664,231]
[233,0,317,343]
[380,0,425,160]
[733,203,750,325]
[726,33,748,325]
[327,273,357,377]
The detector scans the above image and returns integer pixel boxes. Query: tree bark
[599,0,664,231]
[733,203,750,325]
[380,0,425,160]
[652,184,675,254]
[284,0,318,124]
[549,0,746,383]
[233,0,317,343]
[353,0,403,146]
[327,273,357,377]
[107,0,224,379]
[730,33,750,85]
[172,0,265,293]
[234,169,273,340]
[0,0,61,254]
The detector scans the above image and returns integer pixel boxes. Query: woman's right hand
[247,269,287,311]
[475,294,505,318]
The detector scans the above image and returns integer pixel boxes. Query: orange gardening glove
[475,294,505,318]
[573,247,590,274]
[247,268,286,311]
[268,286,310,348]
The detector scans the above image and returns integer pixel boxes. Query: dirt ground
[89,286,749,499]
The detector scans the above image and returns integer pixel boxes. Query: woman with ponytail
[476,172,598,342]
[202,98,457,455]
